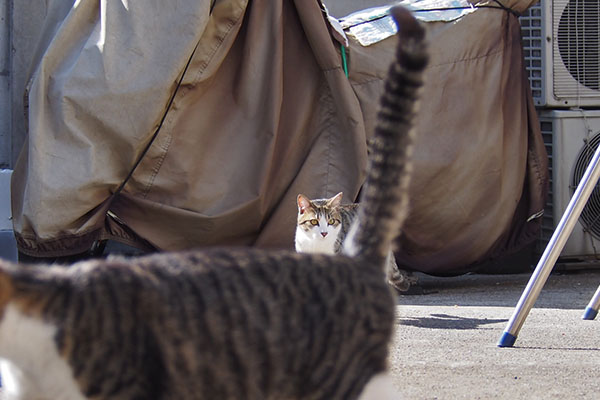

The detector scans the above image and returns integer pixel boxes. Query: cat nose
[321,232,328,237]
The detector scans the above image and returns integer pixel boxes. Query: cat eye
[310,219,319,226]
[328,218,338,225]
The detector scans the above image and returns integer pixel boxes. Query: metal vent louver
[520,1,544,103]
[537,119,555,251]
[571,131,600,239]
[554,0,600,98]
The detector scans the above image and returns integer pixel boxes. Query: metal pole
[498,141,600,347]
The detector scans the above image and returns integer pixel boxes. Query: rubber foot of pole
[497,331,517,348]
[582,307,598,321]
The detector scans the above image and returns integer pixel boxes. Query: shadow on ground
[397,313,507,330]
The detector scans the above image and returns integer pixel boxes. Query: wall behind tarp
[11,0,547,275]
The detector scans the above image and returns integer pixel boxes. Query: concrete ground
[388,270,600,399]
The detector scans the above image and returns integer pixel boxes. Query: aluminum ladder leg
[497,140,600,347]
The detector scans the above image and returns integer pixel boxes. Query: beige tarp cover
[11,0,547,275]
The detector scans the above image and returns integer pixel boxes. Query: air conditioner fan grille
[556,0,600,93]
[572,131,600,239]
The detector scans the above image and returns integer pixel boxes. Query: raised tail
[342,7,428,264]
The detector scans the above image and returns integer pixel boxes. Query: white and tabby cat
[0,7,427,400]
[295,192,418,292]
[295,192,354,255]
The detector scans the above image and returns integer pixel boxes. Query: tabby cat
[295,192,417,292]
[0,7,427,400]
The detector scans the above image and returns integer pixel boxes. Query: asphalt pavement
[388,269,600,399]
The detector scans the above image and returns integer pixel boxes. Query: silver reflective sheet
[340,0,476,46]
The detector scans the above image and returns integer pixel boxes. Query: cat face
[295,193,344,254]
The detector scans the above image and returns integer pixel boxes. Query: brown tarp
[396,3,548,274]
[11,0,547,275]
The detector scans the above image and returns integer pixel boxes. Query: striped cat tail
[342,7,428,264]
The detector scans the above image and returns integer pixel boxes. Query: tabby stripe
[85,273,125,396]
[221,257,252,396]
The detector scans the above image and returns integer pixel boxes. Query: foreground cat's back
[0,249,394,400]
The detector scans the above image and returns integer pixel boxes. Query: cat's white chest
[0,303,86,400]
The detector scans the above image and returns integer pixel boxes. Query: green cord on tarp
[341,44,348,77]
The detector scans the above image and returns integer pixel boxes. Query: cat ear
[297,194,311,214]
[328,192,343,207]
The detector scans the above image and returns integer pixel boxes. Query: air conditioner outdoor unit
[538,109,600,259]
[520,0,600,107]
